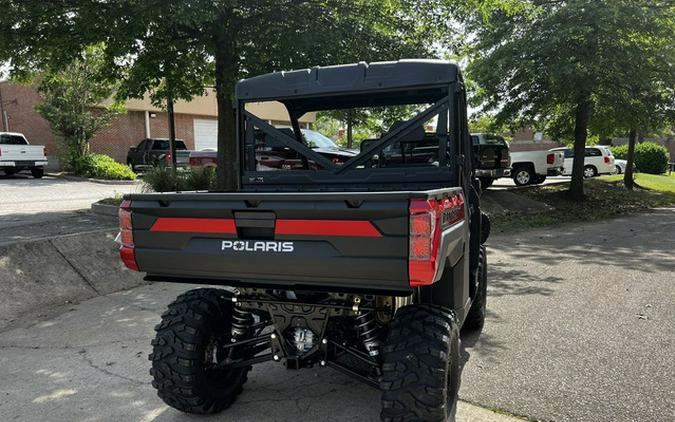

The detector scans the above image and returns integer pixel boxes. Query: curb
[91,201,120,217]
[0,230,147,331]
[47,172,139,185]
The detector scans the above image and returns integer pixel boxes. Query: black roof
[235,60,460,103]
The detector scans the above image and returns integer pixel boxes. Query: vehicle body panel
[510,150,564,176]
[129,188,466,295]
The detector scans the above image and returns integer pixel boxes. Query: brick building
[0,82,315,169]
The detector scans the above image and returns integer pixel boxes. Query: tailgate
[1,145,46,162]
[128,192,413,292]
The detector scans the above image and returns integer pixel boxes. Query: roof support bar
[243,110,336,170]
[333,98,450,175]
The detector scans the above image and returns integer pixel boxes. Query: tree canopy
[0,0,461,189]
[466,0,675,198]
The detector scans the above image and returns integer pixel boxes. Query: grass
[98,192,123,206]
[599,172,675,193]
[491,174,675,233]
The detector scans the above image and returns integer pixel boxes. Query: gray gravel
[460,207,675,422]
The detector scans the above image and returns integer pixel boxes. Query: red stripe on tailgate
[275,220,382,237]
[150,217,237,234]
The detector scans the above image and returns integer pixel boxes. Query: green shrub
[610,145,628,160]
[70,153,136,180]
[142,165,216,192]
[634,142,669,175]
[88,154,137,180]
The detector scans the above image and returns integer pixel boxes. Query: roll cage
[236,60,471,191]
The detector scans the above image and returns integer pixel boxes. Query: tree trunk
[624,128,637,190]
[167,88,177,168]
[569,97,591,200]
[214,25,239,191]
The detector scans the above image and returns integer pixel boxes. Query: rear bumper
[475,168,509,178]
[0,161,48,167]
[547,167,563,176]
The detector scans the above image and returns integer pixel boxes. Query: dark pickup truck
[126,138,191,170]
[119,60,489,422]
[471,133,510,189]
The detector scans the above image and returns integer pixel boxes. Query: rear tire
[31,168,44,178]
[464,245,487,331]
[380,304,460,422]
[150,288,251,414]
[615,165,622,174]
[512,166,534,186]
[3,169,19,176]
[534,175,547,184]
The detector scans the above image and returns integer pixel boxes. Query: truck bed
[125,188,464,294]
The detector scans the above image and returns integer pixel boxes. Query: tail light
[547,153,555,165]
[118,199,139,271]
[604,156,610,164]
[409,193,465,287]
[43,147,47,156]
[165,153,172,164]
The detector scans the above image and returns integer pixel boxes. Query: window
[563,149,574,158]
[585,148,602,157]
[152,140,187,150]
[0,134,28,145]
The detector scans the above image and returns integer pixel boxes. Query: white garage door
[193,119,218,150]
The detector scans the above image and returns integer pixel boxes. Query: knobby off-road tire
[380,304,460,422]
[149,288,251,414]
[464,245,487,331]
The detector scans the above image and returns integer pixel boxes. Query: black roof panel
[236,59,460,102]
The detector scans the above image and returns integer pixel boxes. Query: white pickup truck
[509,150,565,186]
[0,132,48,178]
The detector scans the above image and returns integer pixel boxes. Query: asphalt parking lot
[0,173,137,243]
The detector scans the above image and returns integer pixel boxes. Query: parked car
[189,129,357,169]
[509,150,565,186]
[614,159,634,174]
[119,60,489,421]
[0,132,48,178]
[550,146,615,178]
[470,133,510,189]
[126,138,191,170]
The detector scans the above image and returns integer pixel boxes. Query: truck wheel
[464,245,487,331]
[512,167,534,186]
[534,175,547,184]
[479,177,494,189]
[31,168,44,179]
[3,169,18,176]
[380,304,460,422]
[150,288,251,414]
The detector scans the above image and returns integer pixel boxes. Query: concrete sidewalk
[0,282,523,422]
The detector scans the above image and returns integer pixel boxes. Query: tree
[466,0,675,200]
[35,46,124,172]
[0,0,459,190]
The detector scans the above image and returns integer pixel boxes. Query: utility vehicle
[118,60,489,421]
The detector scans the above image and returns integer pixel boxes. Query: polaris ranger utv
[118,60,489,421]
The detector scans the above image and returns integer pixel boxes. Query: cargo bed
[124,188,465,294]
